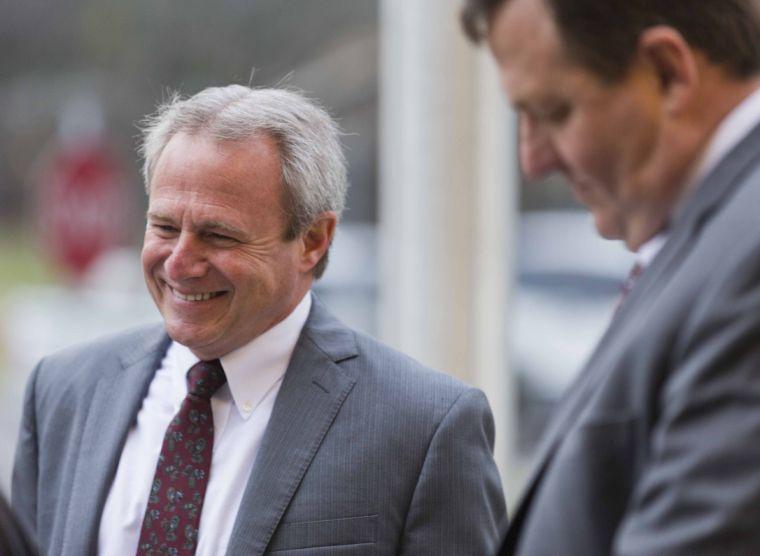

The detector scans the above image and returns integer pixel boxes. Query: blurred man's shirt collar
[636,232,669,269]
[676,83,760,217]
[691,83,760,189]
[643,83,760,265]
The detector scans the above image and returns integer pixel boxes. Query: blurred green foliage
[0,230,56,292]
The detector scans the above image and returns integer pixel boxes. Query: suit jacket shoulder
[12,323,169,554]
[227,298,507,555]
[31,323,168,398]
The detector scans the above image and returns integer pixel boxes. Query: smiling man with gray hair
[12,84,506,555]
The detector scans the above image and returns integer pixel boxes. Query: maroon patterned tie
[136,359,227,555]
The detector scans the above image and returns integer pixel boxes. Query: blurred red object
[38,141,132,278]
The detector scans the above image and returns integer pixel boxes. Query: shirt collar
[680,84,760,205]
[170,291,312,419]
[644,84,760,263]
[635,231,669,269]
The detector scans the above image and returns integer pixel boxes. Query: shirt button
[242,402,252,413]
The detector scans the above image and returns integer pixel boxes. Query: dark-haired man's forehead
[488,0,571,99]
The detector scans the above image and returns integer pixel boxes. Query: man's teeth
[171,289,220,302]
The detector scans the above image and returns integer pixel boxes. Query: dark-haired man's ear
[299,211,337,273]
[637,26,698,115]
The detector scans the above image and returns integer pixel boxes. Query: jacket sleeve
[11,360,42,543]
[399,387,508,555]
[615,250,760,555]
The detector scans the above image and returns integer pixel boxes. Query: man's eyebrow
[199,220,246,236]
[512,99,529,112]
[513,95,562,117]
[145,212,245,236]
[509,90,537,112]
[146,210,173,221]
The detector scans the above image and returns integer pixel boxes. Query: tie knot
[187,359,227,399]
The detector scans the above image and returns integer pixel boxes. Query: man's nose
[519,116,562,181]
[164,233,207,282]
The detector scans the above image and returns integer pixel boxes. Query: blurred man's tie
[615,262,644,314]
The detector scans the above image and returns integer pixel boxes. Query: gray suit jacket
[0,494,36,555]
[12,298,506,555]
[502,122,760,555]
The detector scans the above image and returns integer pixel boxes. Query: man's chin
[590,211,625,241]
[165,325,212,354]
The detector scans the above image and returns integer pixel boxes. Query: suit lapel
[61,327,169,555]
[504,121,760,553]
[226,298,358,556]
[501,230,694,552]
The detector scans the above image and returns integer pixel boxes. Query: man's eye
[209,232,235,242]
[153,224,178,233]
[543,104,570,124]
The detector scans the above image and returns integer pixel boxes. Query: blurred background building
[0,0,633,510]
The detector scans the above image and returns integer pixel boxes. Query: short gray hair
[139,85,348,278]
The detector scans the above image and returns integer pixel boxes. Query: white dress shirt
[98,292,312,555]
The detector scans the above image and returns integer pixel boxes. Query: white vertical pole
[379,0,519,498]
[472,49,519,502]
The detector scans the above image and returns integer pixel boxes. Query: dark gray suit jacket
[0,494,36,555]
[12,298,506,555]
[502,122,760,555]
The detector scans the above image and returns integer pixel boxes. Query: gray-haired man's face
[142,132,311,360]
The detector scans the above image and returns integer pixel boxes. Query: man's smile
[167,284,227,302]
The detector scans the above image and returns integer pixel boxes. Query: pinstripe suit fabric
[13,298,507,555]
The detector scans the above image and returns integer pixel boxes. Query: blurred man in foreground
[462,0,760,554]
[12,85,506,555]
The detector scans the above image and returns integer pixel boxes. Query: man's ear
[637,26,699,115]
[299,211,337,273]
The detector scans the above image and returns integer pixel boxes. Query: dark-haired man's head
[462,0,760,82]
[463,0,760,249]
